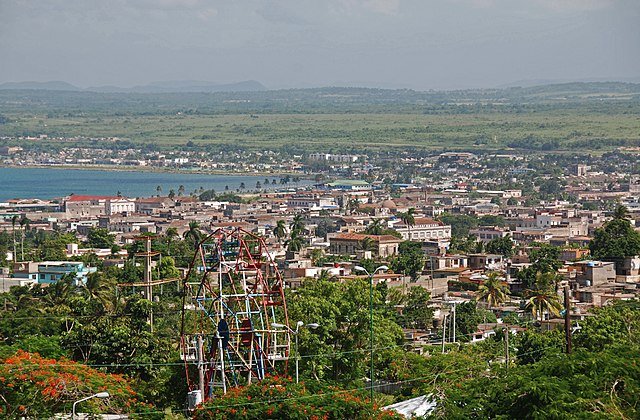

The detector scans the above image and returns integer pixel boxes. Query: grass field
[2,111,639,152]
[1,84,639,153]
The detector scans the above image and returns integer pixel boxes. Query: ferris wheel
[180,227,291,406]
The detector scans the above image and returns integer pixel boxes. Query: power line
[122,343,563,416]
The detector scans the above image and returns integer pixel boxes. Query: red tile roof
[333,233,402,242]
[65,195,120,202]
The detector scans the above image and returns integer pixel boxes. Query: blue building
[13,261,96,285]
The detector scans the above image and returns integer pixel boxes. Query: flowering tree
[0,351,157,418]
[193,376,403,420]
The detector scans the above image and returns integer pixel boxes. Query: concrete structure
[309,153,358,163]
[328,233,402,257]
[630,175,640,194]
[13,261,97,285]
[468,254,505,270]
[325,180,371,191]
[567,261,616,287]
[393,217,451,246]
[469,226,511,243]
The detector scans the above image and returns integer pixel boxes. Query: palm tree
[165,227,179,255]
[183,221,202,249]
[156,185,162,196]
[317,269,338,282]
[290,214,306,234]
[399,208,416,241]
[178,185,185,196]
[285,230,305,253]
[346,198,360,215]
[477,271,509,309]
[612,204,630,220]
[11,215,18,262]
[273,220,287,244]
[525,271,563,322]
[365,218,384,235]
[358,237,375,253]
[19,217,30,261]
[83,272,116,313]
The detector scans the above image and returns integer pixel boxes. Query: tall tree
[358,237,376,253]
[273,220,287,244]
[290,214,306,234]
[82,272,116,314]
[525,271,563,322]
[183,221,202,249]
[164,227,179,256]
[477,271,509,309]
[19,216,30,261]
[612,204,630,220]
[365,218,385,235]
[285,229,305,252]
[399,207,416,241]
[11,214,18,262]
[589,216,640,260]
[485,235,514,257]
[87,228,115,249]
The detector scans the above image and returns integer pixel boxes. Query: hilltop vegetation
[0,82,638,154]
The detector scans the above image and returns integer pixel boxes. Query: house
[287,194,338,211]
[328,233,402,257]
[468,254,505,270]
[325,180,371,191]
[64,195,121,217]
[135,197,175,215]
[426,254,468,271]
[392,217,451,246]
[13,261,96,285]
[469,226,511,243]
[567,261,616,287]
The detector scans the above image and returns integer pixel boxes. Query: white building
[309,153,358,163]
[392,217,452,245]
[469,226,512,243]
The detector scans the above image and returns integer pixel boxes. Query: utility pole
[452,303,456,344]
[197,335,205,398]
[441,313,448,354]
[135,235,159,332]
[504,325,509,370]
[564,285,572,354]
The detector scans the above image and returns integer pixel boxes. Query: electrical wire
[120,343,564,416]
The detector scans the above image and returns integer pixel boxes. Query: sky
[0,0,639,90]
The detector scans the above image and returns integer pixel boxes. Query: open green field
[0,83,639,153]
[2,112,639,152]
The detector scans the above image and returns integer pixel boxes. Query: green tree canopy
[485,234,514,257]
[589,217,640,260]
[87,228,115,249]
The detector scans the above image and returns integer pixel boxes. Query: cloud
[364,0,401,15]
[331,0,401,16]
[534,0,618,12]
[197,7,217,21]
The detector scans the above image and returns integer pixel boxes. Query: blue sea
[0,167,305,201]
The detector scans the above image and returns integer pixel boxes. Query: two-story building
[392,217,451,247]
[13,261,97,285]
[328,233,402,258]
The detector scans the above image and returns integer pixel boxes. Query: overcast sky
[1,0,638,90]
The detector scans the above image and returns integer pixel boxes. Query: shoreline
[0,163,311,178]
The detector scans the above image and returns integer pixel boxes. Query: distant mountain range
[0,80,267,93]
